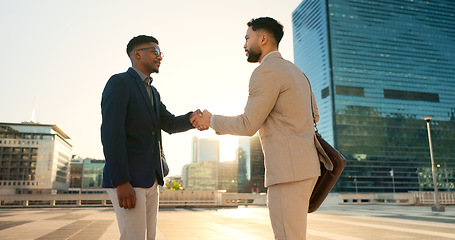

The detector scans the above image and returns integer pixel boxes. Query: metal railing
[0,191,267,208]
[339,192,455,206]
[414,192,455,206]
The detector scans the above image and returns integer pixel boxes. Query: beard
[246,48,261,63]
[148,62,159,74]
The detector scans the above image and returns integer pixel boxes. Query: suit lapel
[127,68,156,118]
[151,86,160,123]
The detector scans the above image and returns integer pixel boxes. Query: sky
[0,0,304,176]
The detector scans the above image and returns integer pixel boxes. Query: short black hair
[126,35,159,56]
[247,17,284,46]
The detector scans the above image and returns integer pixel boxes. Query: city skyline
[0,0,303,174]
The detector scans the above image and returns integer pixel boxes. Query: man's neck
[259,47,278,63]
[259,48,279,63]
[132,64,150,76]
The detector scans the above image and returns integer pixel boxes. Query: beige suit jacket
[212,52,321,187]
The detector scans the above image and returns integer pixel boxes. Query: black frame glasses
[136,47,164,58]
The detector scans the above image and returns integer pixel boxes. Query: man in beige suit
[193,17,320,239]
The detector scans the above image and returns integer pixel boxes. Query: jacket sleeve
[212,65,281,136]
[100,76,131,187]
[154,89,194,134]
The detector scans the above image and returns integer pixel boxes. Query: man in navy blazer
[101,35,204,239]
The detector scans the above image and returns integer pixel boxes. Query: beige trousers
[267,177,318,240]
[107,180,159,240]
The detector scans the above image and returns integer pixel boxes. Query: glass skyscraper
[293,0,455,192]
[237,136,266,193]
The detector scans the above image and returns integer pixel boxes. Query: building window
[336,85,364,97]
[43,135,54,140]
[321,87,330,99]
[384,89,439,102]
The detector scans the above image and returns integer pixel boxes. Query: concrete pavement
[0,202,454,239]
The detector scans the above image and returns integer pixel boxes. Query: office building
[293,0,455,192]
[69,156,106,193]
[237,136,265,193]
[81,158,105,188]
[69,158,83,189]
[0,122,72,194]
[218,160,238,192]
[192,137,220,163]
[182,160,238,192]
[182,161,217,190]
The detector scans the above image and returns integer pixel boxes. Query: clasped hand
[190,109,212,131]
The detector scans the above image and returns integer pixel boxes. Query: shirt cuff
[210,115,214,128]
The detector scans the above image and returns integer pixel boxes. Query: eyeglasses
[136,47,164,58]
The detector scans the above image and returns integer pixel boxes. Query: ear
[260,33,268,46]
[134,50,141,59]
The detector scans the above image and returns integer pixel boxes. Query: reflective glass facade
[81,159,105,188]
[293,0,455,192]
[237,136,266,193]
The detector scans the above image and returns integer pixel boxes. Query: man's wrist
[116,181,131,188]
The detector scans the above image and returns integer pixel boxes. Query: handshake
[189,109,212,131]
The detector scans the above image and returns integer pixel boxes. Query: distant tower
[192,137,220,163]
[192,136,198,163]
[30,97,37,123]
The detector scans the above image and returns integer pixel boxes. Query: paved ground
[0,202,454,239]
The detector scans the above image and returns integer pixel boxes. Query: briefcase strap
[301,71,319,132]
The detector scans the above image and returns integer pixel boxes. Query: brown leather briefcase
[308,132,346,213]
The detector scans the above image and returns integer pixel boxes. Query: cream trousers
[267,177,318,240]
[107,180,159,240]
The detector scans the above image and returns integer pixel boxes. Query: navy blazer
[101,68,193,188]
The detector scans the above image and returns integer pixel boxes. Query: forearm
[212,114,259,136]
[161,111,194,134]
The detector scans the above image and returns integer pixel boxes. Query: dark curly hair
[247,17,284,46]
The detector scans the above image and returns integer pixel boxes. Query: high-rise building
[192,137,220,163]
[237,136,265,193]
[0,122,72,194]
[293,0,455,192]
[181,160,238,192]
[217,160,238,192]
[182,161,217,190]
